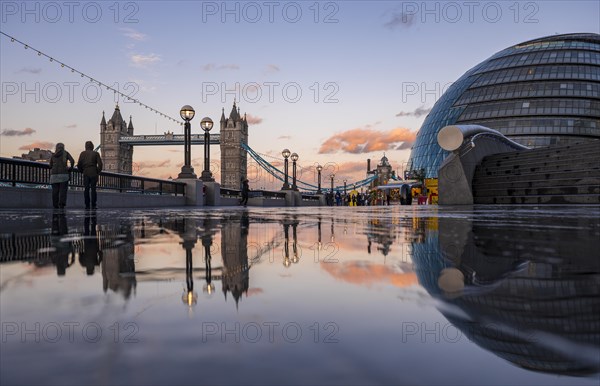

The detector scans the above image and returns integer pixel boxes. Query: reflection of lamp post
[282,149,291,190]
[283,222,290,267]
[343,179,347,195]
[181,221,198,307]
[317,217,322,251]
[330,218,335,243]
[178,105,196,179]
[291,153,299,191]
[200,117,214,182]
[316,165,323,194]
[292,221,299,263]
[202,232,215,295]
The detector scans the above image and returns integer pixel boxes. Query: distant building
[368,154,395,188]
[15,148,52,162]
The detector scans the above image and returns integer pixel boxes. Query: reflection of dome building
[411,216,600,376]
[408,33,600,177]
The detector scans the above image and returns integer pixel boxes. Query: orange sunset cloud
[319,127,416,154]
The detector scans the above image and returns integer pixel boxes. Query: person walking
[77,141,103,209]
[240,178,250,207]
[49,142,75,209]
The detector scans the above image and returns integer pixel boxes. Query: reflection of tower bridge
[100,102,377,192]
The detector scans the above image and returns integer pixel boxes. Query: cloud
[396,106,432,118]
[120,27,147,41]
[137,159,171,169]
[245,114,263,125]
[16,67,42,74]
[2,128,36,136]
[384,11,416,29]
[319,127,416,154]
[130,53,161,68]
[265,64,280,74]
[65,124,77,129]
[278,135,291,140]
[19,141,54,150]
[333,161,371,175]
[201,63,240,71]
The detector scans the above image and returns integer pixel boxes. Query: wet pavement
[1,205,599,385]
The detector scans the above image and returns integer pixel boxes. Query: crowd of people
[324,190,396,206]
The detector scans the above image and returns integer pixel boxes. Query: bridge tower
[100,105,134,174]
[219,101,248,190]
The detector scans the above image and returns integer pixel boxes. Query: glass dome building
[407,33,600,177]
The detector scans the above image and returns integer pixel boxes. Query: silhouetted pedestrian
[77,141,103,209]
[49,143,75,209]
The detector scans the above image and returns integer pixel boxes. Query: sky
[1,0,599,188]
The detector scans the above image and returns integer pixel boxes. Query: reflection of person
[77,141,103,210]
[240,178,249,207]
[80,212,102,275]
[49,143,75,209]
[51,212,74,276]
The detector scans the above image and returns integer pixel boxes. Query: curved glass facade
[408,33,600,177]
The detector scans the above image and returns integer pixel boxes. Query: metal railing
[219,188,287,200]
[0,157,185,196]
[252,190,287,200]
[301,194,321,202]
[220,188,241,198]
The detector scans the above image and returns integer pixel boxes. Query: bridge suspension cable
[241,143,377,192]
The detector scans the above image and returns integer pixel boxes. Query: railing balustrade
[0,157,185,196]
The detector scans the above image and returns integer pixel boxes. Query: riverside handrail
[0,157,185,196]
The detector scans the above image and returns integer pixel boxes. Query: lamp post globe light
[178,105,196,179]
[316,164,323,194]
[282,149,291,190]
[291,152,299,191]
[200,117,214,182]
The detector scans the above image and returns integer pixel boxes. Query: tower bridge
[101,102,247,190]
[98,101,377,193]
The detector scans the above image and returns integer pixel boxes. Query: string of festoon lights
[0,30,184,126]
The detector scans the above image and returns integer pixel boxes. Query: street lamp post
[316,164,323,194]
[282,149,291,190]
[291,152,299,191]
[178,105,196,179]
[343,179,347,195]
[330,173,335,193]
[200,117,214,182]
